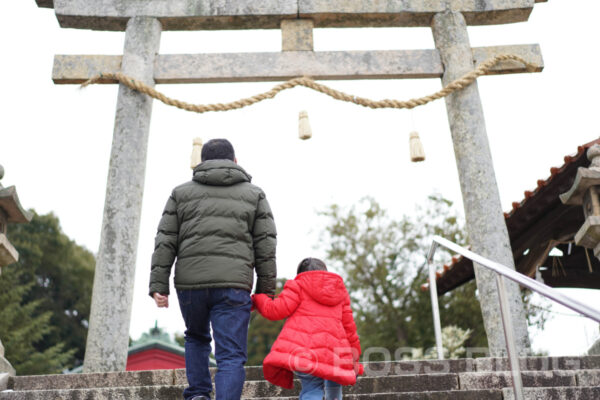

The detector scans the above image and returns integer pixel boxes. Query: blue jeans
[295,372,343,400]
[177,288,252,400]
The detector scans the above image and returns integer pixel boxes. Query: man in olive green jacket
[149,139,277,400]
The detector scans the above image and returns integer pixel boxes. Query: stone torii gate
[35,0,545,372]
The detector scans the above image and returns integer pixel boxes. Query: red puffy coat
[252,270,363,389]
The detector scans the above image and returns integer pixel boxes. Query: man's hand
[153,293,169,308]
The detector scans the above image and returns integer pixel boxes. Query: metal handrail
[427,235,600,400]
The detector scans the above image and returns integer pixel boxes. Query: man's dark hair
[201,138,235,161]
[297,257,328,275]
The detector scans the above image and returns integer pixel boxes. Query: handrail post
[427,242,445,360]
[428,235,600,400]
[496,274,525,400]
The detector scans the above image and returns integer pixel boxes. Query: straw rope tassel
[409,131,425,162]
[190,137,203,169]
[299,110,312,140]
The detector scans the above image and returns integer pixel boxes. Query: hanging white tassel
[409,131,425,162]
[298,110,312,140]
[190,137,203,169]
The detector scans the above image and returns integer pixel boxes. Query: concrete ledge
[363,359,474,376]
[577,369,600,386]
[474,356,600,372]
[38,0,544,30]
[0,385,184,400]
[241,374,459,397]
[175,360,472,386]
[245,391,503,400]
[502,386,600,400]
[0,387,502,400]
[10,369,174,391]
[459,371,576,390]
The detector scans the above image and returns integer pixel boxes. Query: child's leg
[324,379,343,400]
[295,372,324,400]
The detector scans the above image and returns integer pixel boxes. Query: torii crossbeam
[35,0,546,372]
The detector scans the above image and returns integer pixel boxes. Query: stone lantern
[560,145,600,356]
[0,164,32,377]
[0,165,32,273]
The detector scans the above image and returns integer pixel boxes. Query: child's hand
[251,294,257,312]
[354,361,365,376]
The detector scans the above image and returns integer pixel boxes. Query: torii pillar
[34,0,545,371]
[432,11,531,356]
[83,18,161,372]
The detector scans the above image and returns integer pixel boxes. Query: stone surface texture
[459,370,576,390]
[0,186,34,224]
[502,386,600,400]
[0,373,8,391]
[574,215,600,249]
[4,356,600,399]
[34,0,54,8]
[577,368,600,386]
[281,20,314,51]
[41,0,542,30]
[10,369,174,391]
[474,355,600,371]
[53,44,543,84]
[3,356,600,399]
[431,11,531,357]
[0,356,15,376]
[300,0,538,28]
[82,17,162,373]
[52,55,122,85]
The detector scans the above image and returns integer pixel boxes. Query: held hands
[153,293,169,308]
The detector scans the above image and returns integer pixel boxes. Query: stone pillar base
[0,356,15,376]
[589,338,600,355]
[0,373,10,390]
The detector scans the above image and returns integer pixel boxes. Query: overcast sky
[2,1,600,356]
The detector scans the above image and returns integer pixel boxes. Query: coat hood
[192,159,252,186]
[295,271,347,306]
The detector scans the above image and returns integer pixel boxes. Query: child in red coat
[252,257,363,400]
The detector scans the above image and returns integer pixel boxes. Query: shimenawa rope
[80,54,537,113]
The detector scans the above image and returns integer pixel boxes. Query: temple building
[427,138,600,294]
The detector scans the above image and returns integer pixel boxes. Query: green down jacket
[149,159,277,296]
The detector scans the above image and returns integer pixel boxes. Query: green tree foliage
[409,326,473,360]
[247,278,286,366]
[0,211,95,373]
[319,194,545,359]
[0,265,75,374]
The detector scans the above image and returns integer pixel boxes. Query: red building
[125,322,216,371]
[126,325,185,371]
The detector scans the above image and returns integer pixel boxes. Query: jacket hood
[192,159,252,186]
[295,271,347,306]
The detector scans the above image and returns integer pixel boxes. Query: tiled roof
[423,137,600,294]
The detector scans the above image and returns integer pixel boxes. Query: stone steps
[0,388,504,400]
[0,356,599,399]
[3,387,600,400]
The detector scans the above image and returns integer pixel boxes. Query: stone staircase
[1,356,599,399]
